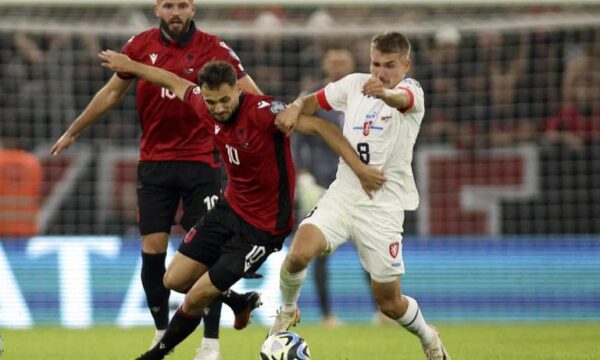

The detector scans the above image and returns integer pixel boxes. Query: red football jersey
[184,87,295,235]
[118,22,246,164]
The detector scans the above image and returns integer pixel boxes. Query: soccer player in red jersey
[51,1,263,359]
[98,51,386,359]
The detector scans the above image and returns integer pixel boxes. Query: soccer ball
[260,331,310,360]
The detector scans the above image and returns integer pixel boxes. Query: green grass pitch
[2,323,599,359]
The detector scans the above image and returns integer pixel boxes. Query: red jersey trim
[315,89,332,111]
[397,87,414,113]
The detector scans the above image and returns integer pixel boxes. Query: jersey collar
[159,20,197,47]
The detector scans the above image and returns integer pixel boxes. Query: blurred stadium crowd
[0,5,598,236]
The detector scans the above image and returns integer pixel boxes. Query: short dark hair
[371,32,411,58]
[198,61,237,90]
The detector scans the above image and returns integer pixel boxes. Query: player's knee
[285,250,312,273]
[141,232,169,253]
[373,292,404,320]
[184,292,208,311]
[163,271,188,292]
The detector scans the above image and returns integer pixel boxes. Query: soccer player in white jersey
[270,32,452,360]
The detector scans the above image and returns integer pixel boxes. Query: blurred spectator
[0,136,43,237]
[419,26,463,145]
[486,32,533,147]
[543,75,599,151]
[6,33,77,147]
[544,38,600,150]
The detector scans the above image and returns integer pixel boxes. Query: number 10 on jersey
[226,144,240,165]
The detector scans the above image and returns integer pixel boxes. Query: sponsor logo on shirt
[270,101,287,115]
[257,100,270,109]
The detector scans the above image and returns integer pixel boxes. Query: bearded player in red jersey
[99,51,386,359]
[51,1,263,359]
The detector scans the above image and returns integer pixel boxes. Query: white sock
[397,295,435,346]
[201,337,220,351]
[279,266,307,313]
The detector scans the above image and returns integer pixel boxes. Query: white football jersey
[318,73,425,210]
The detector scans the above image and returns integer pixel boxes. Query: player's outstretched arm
[362,76,412,109]
[295,115,386,198]
[98,50,194,101]
[51,74,132,155]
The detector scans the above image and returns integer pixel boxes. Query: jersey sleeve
[183,85,207,119]
[254,98,287,133]
[318,73,357,112]
[210,38,247,79]
[117,35,139,80]
[396,77,425,114]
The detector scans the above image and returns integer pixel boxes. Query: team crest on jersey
[270,101,287,115]
[184,228,197,244]
[193,86,202,95]
[363,121,373,136]
[363,112,378,135]
[389,242,399,259]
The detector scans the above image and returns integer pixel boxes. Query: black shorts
[178,198,288,291]
[137,161,221,235]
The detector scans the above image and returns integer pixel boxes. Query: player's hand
[274,104,301,136]
[99,50,132,73]
[357,165,386,198]
[50,131,77,155]
[362,76,388,98]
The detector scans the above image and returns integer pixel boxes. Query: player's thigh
[178,199,235,272]
[137,161,181,235]
[208,219,285,292]
[352,208,405,283]
[178,162,222,231]
[287,224,329,265]
[299,189,352,256]
[164,251,209,292]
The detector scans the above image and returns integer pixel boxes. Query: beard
[159,17,191,43]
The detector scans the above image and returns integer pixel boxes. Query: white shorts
[300,186,406,283]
